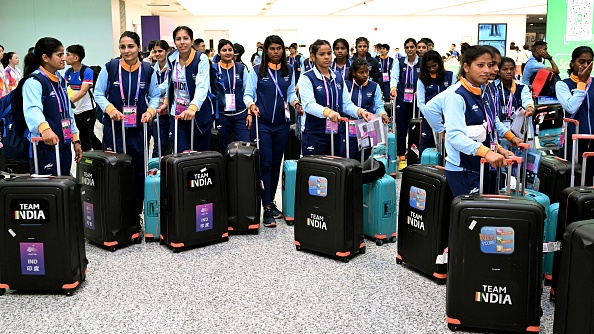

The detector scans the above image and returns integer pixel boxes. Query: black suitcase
[536,155,573,204]
[225,141,260,234]
[446,194,545,332]
[77,151,140,251]
[406,97,421,164]
[294,155,365,262]
[0,174,88,295]
[553,220,594,334]
[397,164,453,283]
[160,151,228,252]
[210,125,221,154]
[284,124,301,161]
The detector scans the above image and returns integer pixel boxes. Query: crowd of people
[0,28,592,226]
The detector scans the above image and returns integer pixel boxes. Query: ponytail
[25,37,63,76]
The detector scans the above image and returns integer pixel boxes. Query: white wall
[166,14,526,61]
[0,0,116,71]
[124,1,153,35]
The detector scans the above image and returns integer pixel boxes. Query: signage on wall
[477,23,507,56]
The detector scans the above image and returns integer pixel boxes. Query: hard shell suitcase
[0,140,87,295]
[553,220,594,334]
[160,147,228,252]
[143,123,161,241]
[284,124,301,161]
[536,155,572,204]
[225,140,261,234]
[77,120,140,251]
[543,202,559,285]
[294,119,365,262]
[282,160,297,224]
[362,174,397,246]
[420,131,444,166]
[397,164,453,283]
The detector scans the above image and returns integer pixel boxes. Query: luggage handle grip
[173,115,195,154]
[480,158,515,195]
[31,137,61,176]
[110,118,127,155]
[563,118,579,126]
[570,134,594,186]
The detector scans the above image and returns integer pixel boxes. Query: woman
[244,35,302,228]
[163,26,213,153]
[152,40,171,157]
[331,38,351,80]
[299,39,375,158]
[494,57,535,147]
[22,37,82,175]
[556,46,594,185]
[217,39,250,152]
[390,38,421,171]
[377,43,393,102]
[2,52,22,91]
[344,58,389,161]
[94,31,159,215]
[417,50,454,155]
[0,45,7,98]
[351,37,381,83]
[443,45,522,197]
[416,39,429,58]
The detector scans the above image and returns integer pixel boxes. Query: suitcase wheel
[396,258,403,265]
[286,220,294,226]
[447,324,459,332]
[389,236,397,243]
[375,239,384,246]
[0,288,5,296]
[64,289,74,297]
[295,245,302,251]
[108,246,117,252]
[549,293,555,302]
[134,237,142,244]
[252,229,259,235]
[173,248,181,253]
[436,278,446,285]
[341,256,350,263]
[223,236,230,242]
[359,246,366,254]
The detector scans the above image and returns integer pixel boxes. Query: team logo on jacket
[444,81,449,87]
[306,213,327,230]
[188,167,215,191]
[316,85,323,91]
[475,285,513,305]
[366,92,373,98]
[11,199,49,223]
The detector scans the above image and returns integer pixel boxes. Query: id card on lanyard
[324,76,340,134]
[119,60,141,128]
[220,63,236,112]
[40,71,72,143]
[382,58,390,83]
[403,64,414,103]
[482,93,498,155]
[174,63,191,116]
[500,83,514,128]
[267,68,290,122]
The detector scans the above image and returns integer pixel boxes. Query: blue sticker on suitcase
[308,176,328,197]
[480,226,515,254]
[20,242,45,275]
[196,203,214,232]
[409,186,426,211]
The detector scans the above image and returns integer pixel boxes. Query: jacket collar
[39,66,58,82]
[460,77,481,95]
[312,65,337,81]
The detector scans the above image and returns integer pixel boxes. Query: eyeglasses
[405,46,415,49]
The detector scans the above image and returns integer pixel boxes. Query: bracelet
[74,140,81,145]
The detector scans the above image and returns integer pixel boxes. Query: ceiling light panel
[337,0,483,16]
[265,0,363,16]
[419,0,546,15]
[177,0,266,15]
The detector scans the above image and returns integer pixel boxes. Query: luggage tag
[61,119,73,142]
[382,72,390,82]
[348,120,357,137]
[224,94,236,112]
[325,118,338,134]
[122,106,137,128]
[175,96,190,115]
[404,87,414,103]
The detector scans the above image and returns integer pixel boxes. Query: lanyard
[157,64,167,85]
[118,60,141,106]
[219,63,236,92]
[500,82,514,118]
[39,70,68,119]
[333,62,346,80]
[482,92,496,141]
[381,58,390,73]
[404,63,414,87]
[175,61,190,94]
[322,75,339,109]
[267,68,285,100]
[350,81,362,107]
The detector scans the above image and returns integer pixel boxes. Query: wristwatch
[74,140,81,145]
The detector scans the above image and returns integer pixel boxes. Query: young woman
[162,26,213,153]
[216,39,250,152]
[152,40,171,157]
[443,46,522,197]
[287,43,302,83]
[344,58,389,161]
[301,44,315,73]
[377,43,393,102]
[2,52,22,91]
[298,39,375,158]
[351,37,381,83]
[417,50,455,155]
[390,38,421,171]
[494,57,535,147]
[416,39,429,58]
[0,45,8,98]
[332,38,351,80]
[556,46,594,185]
[244,35,302,227]
[94,31,160,216]
[22,37,82,175]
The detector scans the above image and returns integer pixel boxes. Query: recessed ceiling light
[530,23,534,26]
[539,17,543,20]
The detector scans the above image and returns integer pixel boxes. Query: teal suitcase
[362,174,397,246]
[282,160,297,225]
[148,157,159,170]
[543,202,559,285]
[144,125,161,241]
[420,148,441,165]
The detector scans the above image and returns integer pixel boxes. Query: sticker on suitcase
[474,284,513,305]
[306,213,328,230]
[20,242,45,275]
[83,202,95,230]
[188,168,216,191]
[409,186,426,211]
[196,203,214,232]
[11,199,49,224]
[80,170,97,189]
[308,176,328,197]
[479,226,515,254]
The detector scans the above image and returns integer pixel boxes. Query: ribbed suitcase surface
[225,142,260,234]
[282,160,297,224]
[362,174,397,245]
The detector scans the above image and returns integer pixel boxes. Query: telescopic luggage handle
[31,137,61,176]
[173,115,195,154]
[479,157,521,196]
[328,117,349,157]
[563,118,579,160]
[110,118,127,155]
[571,134,594,187]
[254,114,260,151]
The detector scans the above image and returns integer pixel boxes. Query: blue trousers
[301,130,344,157]
[29,142,72,176]
[379,82,391,102]
[218,112,250,153]
[169,116,212,153]
[419,117,436,156]
[152,114,170,158]
[446,167,499,198]
[251,119,289,207]
[340,132,371,162]
[395,99,414,157]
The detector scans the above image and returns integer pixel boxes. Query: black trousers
[74,108,102,151]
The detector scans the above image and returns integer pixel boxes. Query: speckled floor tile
[1,166,555,334]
